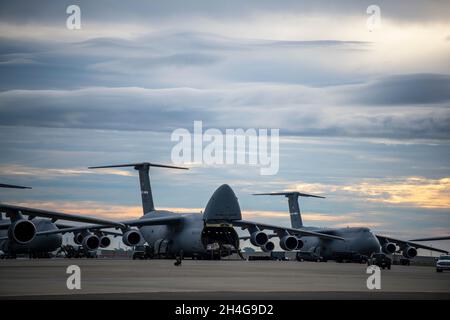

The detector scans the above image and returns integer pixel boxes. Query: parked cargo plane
[1,163,344,259]
[0,183,115,258]
[251,192,448,261]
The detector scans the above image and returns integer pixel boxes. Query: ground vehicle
[334,252,368,263]
[436,255,450,273]
[296,251,326,262]
[350,253,368,264]
[368,253,392,270]
[132,245,154,260]
[56,245,97,258]
[271,251,289,261]
[399,257,410,265]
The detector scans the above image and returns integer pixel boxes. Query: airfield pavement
[0,259,449,299]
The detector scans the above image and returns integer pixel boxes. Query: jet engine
[250,231,268,247]
[99,235,111,248]
[73,232,83,245]
[8,219,36,244]
[261,241,275,252]
[122,230,142,246]
[296,239,304,250]
[402,246,417,259]
[279,235,298,251]
[81,234,100,251]
[382,242,396,254]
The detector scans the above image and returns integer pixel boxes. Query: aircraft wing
[233,220,345,241]
[96,230,122,237]
[408,236,450,242]
[240,233,278,241]
[376,235,448,254]
[0,183,31,189]
[55,224,122,237]
[0,203,125,228]
[35,215,184,237]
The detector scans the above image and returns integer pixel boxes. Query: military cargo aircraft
[251,192,448,262]
[1,163,344,259]
[0,183,115,258]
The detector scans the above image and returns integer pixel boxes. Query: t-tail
[253,191,325,228]
[88,162,188,215]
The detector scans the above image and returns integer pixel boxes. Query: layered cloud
[4,163,449,210]
[1,1,449,141]
[0,76,449,140]
[341,177,450,209]
[289,177,450,209]
[0,164,133,178]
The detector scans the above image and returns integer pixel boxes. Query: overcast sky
[0,0,449,252]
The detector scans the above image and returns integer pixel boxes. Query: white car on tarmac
[436,254,450,273]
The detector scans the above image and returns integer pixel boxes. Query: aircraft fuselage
[299,227,381,260]
[138,210,240,259]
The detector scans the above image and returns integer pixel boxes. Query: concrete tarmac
[0,259,449,299]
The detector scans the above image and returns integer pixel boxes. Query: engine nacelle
[296,239,304,250]
[81,234,100,251]
[279,235,298,251]
[382,242,396,254]
[250,231,268,247]
[402,246,417,259]
[73,233,83,245]
[8,219,36,244]
[261,241,275,252]
[122,230,142,246]
[99,236,111,248]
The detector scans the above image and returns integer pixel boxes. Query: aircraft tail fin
[253,192,325,228]
[89,162,188,215]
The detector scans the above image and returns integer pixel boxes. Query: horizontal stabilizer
[253,191,324,228]
[88,162,189,170]
[253,192,325,199]
[89,162,188,214]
